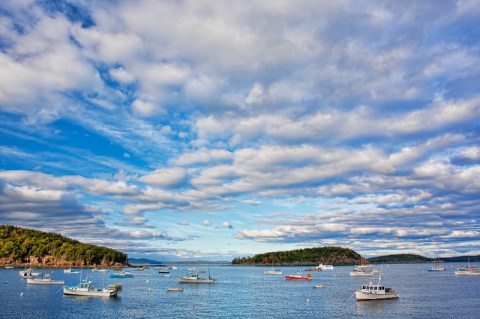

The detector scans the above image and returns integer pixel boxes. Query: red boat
[285,272,312,280]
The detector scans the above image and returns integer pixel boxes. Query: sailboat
[264,262,282,275]
[428,256,445,271]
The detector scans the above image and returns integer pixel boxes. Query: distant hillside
[368,254,430,263]
[439,255,480,262]
[232,246,361,266]
[0,225,126,267]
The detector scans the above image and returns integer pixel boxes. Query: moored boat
[167,287,184,292]
[110,270,134,278]
[19,268,40,279]
[317,263,334,270]
[264,269,283,275]
[179,268,214,283]
[27,273,64,285]
[285,272,312,281]
[455,259,480,276]
[64,280,118,297]
[355,282,399,301]
[64,268,79,274]
[428,257,445,271]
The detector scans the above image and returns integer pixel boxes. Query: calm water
[1,263,479,318]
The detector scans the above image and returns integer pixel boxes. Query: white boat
[350,265,380,277]
[27,273,64,285]
[167,287,184,292]
[455,259,480,276]
[428,258,445,271]
[92,267,108,272]
[355,282,399,301]
[317,263,334,270]
[264,269,283,275]
[264,262,282,275]
[64,268,80,274]
[179,268,214,283]
[19,268,40,279]
[63,280,118,297]
[5,265,14,269]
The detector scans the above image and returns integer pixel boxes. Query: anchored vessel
[455,260,480,276]
[355,282,399,301]
[179,268,214,283]
[27,274,64,285]
[285,272,312,280]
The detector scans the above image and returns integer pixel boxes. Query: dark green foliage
[368,254,430,263]
[232,246,361,265]
[0,225,126,265]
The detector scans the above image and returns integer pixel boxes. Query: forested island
[232,246,362,266]
[0,225,126,268]
[232,248,480,266]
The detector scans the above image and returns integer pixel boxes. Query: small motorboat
[355,282,399,301]
[167,287,184,292]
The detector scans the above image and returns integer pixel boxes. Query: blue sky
[1,0,480,261]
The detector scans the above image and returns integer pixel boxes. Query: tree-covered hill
[367,254,430,263]
[232,246,362,266]
[0,225,126,267]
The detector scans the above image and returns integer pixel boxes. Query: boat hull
[27,278,64,285]
[285,276,312,280]
[178,277,214,283]
[355,291,399,301]
[455,271,480,276]
[63,287,117,297]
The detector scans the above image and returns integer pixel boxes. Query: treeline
[232,246,361,266]
[0,225,126,266]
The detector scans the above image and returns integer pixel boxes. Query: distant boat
[27,273,64,285]
[92,267,108,272]
[179,268,214,283]
[314,285,327,288]
[5,265,14,269]
[428,257,445,271]
[285,272,312,281]
[455,259,480,276]
[158,267,170,274]
[110,270,134,278]
[317,263,334,270]
[19,268,40,279]
[64,268,79,274]
[264,262,282,275]
[350,257,380,277]
[167,287,183,292]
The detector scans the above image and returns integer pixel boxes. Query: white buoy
[20,292,24,297]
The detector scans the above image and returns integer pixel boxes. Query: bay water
[1,263,478,318]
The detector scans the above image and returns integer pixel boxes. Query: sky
[1,0,480,261]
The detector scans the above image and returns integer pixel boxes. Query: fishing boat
[285,272,312,281]
[27,273,64,285]
[178,268,214,283]
[64,280,119,297]
[428,257,445,271]
[455,259,480,276]
[64,271,120,297]
[355,282,399,301]
[19,268,40,279]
